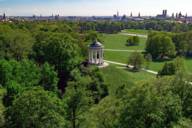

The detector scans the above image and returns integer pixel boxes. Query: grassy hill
[102,65,155,95]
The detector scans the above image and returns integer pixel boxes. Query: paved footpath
[104,49,144,52]
[104,60,158,75]
[120,33,148,38]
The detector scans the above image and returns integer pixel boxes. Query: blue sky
[0,0,192,16]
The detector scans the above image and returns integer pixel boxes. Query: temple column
[88,50,91,63]
[95,50,97,64]
[99,49,102,64]
[101,49,103,64]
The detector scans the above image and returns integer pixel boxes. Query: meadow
[102,29,192,76]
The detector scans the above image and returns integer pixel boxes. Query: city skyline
[0,0,192,16]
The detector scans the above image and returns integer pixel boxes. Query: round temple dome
[89,40,103,48]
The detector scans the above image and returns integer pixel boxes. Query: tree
[40,62,58,92]
[128,52,144,71]
[0,28,34,60]
[118,78,182,128]
[3,81,23,107]
[64,66,108,128]
[144,53,152,69]
[171,73,192,118]
[0,59,40,87]
[146,33,176,60]
[158,57,185,76]
[83,96,122,128]
[32,33,81,93]
[158,62,176,76]
[5,87,66,128]
[64,80,92,128]
[172,118,192,128]
[126,36,139,46]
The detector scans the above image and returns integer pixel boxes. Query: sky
[0,0,192,16]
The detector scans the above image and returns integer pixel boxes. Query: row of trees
[79,20,192,34]
[146,31,192,60]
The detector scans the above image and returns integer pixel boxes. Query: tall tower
[3,13,6,19]
[172,13,174,19]
[117,10,119,17]
[162,10,167,17]
[130,12,132,17]
[138,12,141,17]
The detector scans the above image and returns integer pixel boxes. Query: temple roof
[89,40,103,48]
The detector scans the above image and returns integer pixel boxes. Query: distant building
[156,10,168,19]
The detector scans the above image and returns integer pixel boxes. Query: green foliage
[83,96,122,128]
[118,78,182,128]
[0,59,40,87]
[172,31,192,56]
[127,36,140,46]
[171,73,192,118]
[64,80,93,128]
[144,53,152,69]
[146,33,176,60]
[3,81,23,107]
[0,88,5,127]
[40,62,58,92]
[128,52,144,71]
[5,87,66,128]
[0,26,34,60]
[158,62,176,76]
[71,65,108,104]
[0,60,59,106]
[158,57,185,76]
[172,118,192,128]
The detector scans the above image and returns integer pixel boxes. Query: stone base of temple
[88,62,109,68]
[98,62,109,68]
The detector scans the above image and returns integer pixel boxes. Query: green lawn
[104,51,130,63]
[104,51,165,72]
[102,34,146,50]
[102,65,155,95]
[102,32,192,73]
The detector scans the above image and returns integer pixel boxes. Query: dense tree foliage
[126,36,140,46]
[146,32,176,60]
[5,87,66,128]
[158,57,185,76]
[0,25,34,60]
[118,78,182,128]
[128,52,144,71]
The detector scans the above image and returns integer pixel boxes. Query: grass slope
[102,34,146,50]
[102,65,155,95]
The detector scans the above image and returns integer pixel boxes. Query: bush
[126,36,139,46]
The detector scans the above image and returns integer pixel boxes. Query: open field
[102,29,192,73]
[102,65,155,95]
[102,34,147,50]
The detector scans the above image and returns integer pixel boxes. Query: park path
[104,49,144,52]
[104,60,158,75]
[120,33,148,38]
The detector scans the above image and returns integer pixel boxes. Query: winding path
[104,49,144,52]
[120,33,148,38]
[104,60,158,75]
